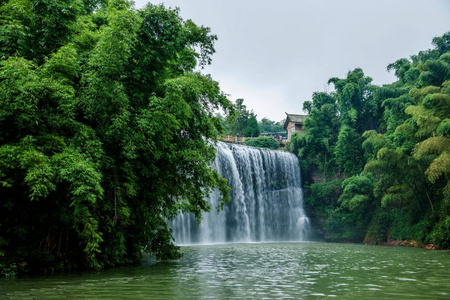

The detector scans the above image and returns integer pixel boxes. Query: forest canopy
[289,31,450,248]
[0,0,233,275]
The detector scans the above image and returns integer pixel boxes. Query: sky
[134,0,450,122]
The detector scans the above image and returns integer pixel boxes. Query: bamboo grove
[289,32,450,248]
[0,0,233,275]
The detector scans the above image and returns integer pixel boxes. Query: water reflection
[1,242,449,299]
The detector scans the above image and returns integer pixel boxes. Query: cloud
[134,0,450,121]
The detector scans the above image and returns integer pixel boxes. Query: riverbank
[309,217,443,251]
[376,240,440,250]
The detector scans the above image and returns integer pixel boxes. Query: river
[1,242,449,299]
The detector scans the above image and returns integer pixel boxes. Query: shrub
[245,136,279,149]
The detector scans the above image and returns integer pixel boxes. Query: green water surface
[1,242,449,299]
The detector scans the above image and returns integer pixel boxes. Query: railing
[218,135,246,143]
[218,135,288,145]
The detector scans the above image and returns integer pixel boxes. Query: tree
[288,92,339,180]
[290,32,450,248]
[0,0,82,61]
[259,118,275,132]
[259,117,284,134]
[334,125,364,176]
[0,0,233,275]
[361,35,450,247]
[227,98,260,137]
[325,174,375,242]
[328,68,378,134]
[243,113,260,137]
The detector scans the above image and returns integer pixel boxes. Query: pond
[1,242,449,299]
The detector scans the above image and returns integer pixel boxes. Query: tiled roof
[283,113,308,129]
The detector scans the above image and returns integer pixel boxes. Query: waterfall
[171,142,309,244]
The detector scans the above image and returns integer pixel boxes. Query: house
[283,113,308,142]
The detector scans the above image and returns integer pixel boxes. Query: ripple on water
[1,242,450,299]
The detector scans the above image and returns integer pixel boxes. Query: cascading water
[171,142,309,244]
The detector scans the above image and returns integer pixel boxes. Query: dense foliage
[225,98,260,137]
[290,32,450,247]
[245,136,279,150]
[0,0,233,275]
[258,118,285,136]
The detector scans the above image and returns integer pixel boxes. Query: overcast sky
[134,0,450,121]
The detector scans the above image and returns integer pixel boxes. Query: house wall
[286,121,304,141]
[295,124,304,133]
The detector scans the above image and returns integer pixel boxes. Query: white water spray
[171,142,309,244]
